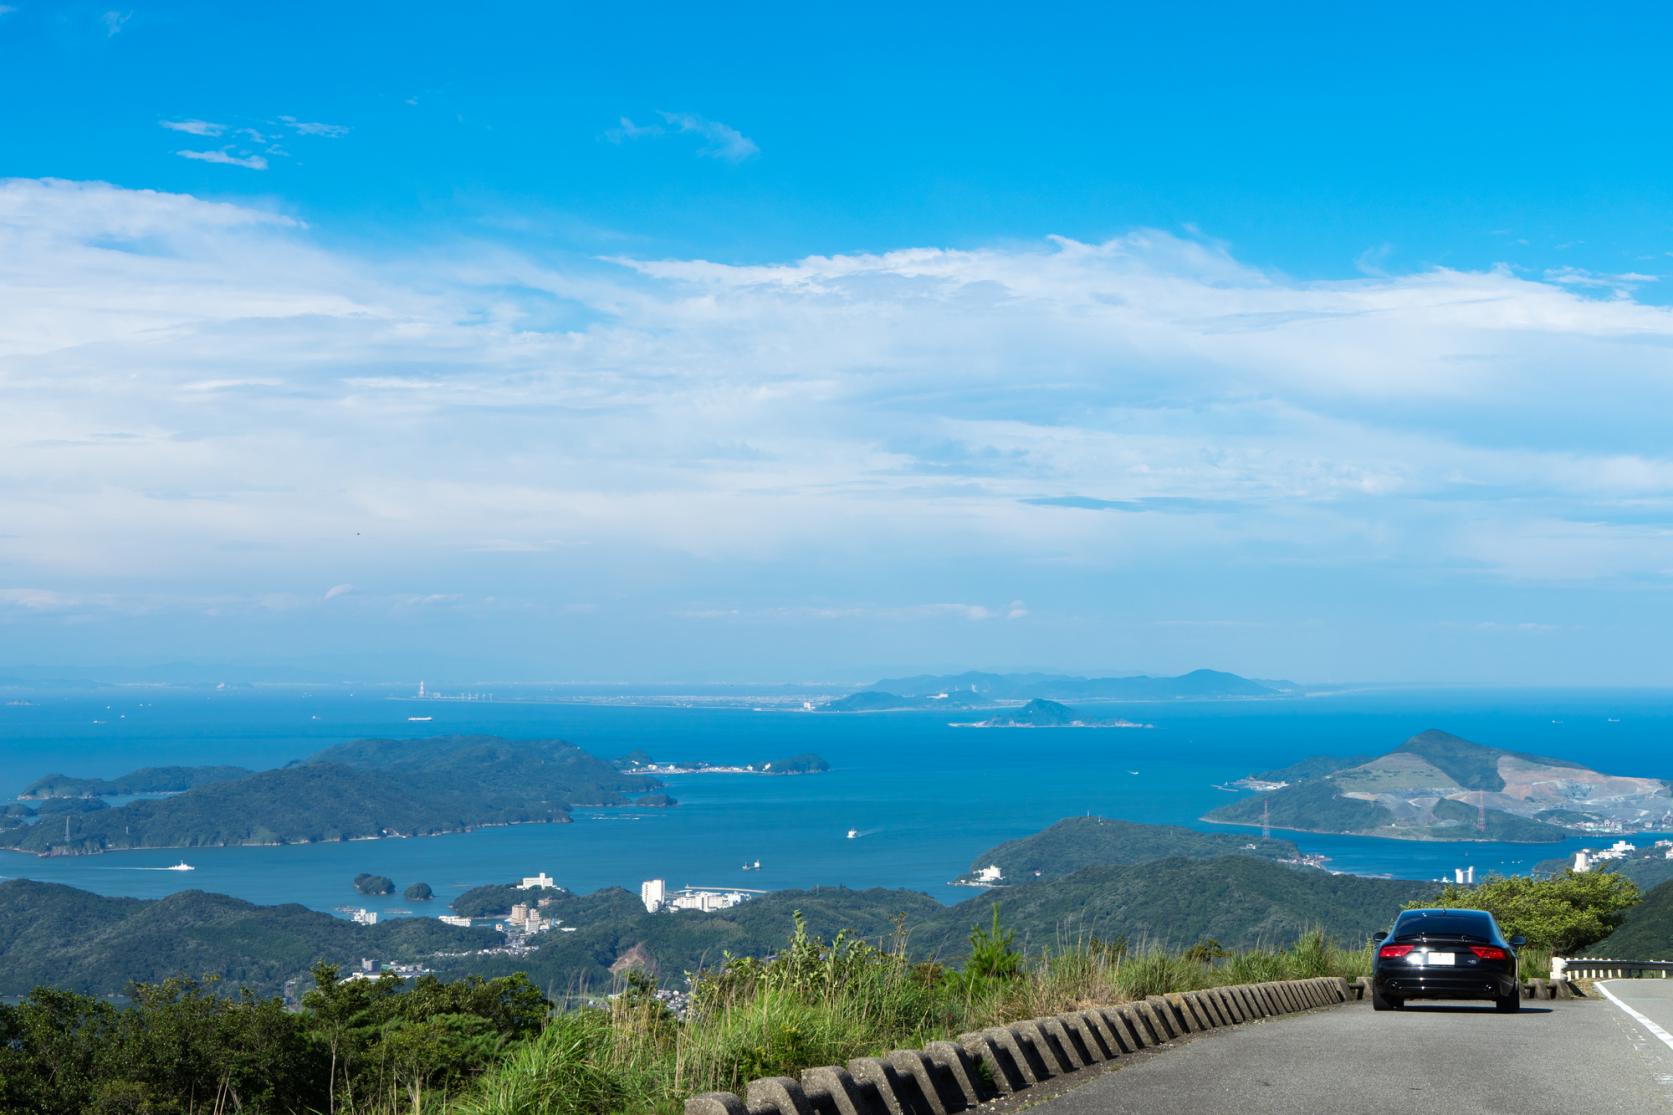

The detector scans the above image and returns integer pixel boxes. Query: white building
[438,914,472,927]
[1452,866,1475,885]
[349,908,378,926]
[974,864,1003,884]
[668,889,746,913]
[641,878,667,913]
[518,872,556,890]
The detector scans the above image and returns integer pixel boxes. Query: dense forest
[1,736,659,855]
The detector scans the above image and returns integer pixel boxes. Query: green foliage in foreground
[1411,869,1640,953]
[0,969,546,1115]
[0,914,1373,1115]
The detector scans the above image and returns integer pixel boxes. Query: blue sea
[2,687,1670,918]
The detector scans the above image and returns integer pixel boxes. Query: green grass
[415,921,1375,1115]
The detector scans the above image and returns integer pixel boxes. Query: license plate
[1423,952,1456,965]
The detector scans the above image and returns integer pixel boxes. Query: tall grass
[415,921,1374,1115]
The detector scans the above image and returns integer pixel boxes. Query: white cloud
[323,583,357,600]
[101,9,129,36]
[175,149,269,171]
[161,119,225,137]
[609,111,758,161]
[280,115,350,138]
[5,176,1673,614]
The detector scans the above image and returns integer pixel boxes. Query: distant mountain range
[821,669,1292,711]
[1208,729,1673,843]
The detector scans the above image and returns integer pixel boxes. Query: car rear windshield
[1394,913,1496,940]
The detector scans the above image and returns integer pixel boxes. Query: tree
[404,882,434,902]
[966,905,1021,981]
[1412,869,1640,952]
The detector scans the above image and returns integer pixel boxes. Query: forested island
[1,735,660,856]
[1207,729,1673,842]
[950,698,1152,729]
[20,765,254,799]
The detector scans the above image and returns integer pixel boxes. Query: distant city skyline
[3,3,1673,685]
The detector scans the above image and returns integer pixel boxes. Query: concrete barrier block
[1151,991,1191,1031]
[1072,1009,1120,1060]
[801,1066,877,1115]
[957,1031,1027,1095]
[688,1093,750,1115]
[1552,980,1576,1000]
[984,1026,1045,1086]
[1239,984,1269,1017]
[1104,1005,1151,1050]
[747,1078,817,1115]
[885,1050,954,1115]
[846,1058,915,1115]
[1011,1020,1070,1076]
[1329,976,1352,1003]
[1040,1016,1089,1069]
[1181,991,1214,1028]
[1137,991,1177,1037]
[924,1041,989,1108]
[1224,986,1256,1020]
[1196,991,1225,1027]
[1250,984,1281,1014]
[1213,987,1245,1023]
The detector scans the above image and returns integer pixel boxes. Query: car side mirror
[1509,935,1527,948]
[1374,929,1390,941]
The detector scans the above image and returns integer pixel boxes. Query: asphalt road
[1040,982,1673,1115]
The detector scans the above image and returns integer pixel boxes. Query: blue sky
[2,2,1673,684]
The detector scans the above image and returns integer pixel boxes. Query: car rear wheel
[1371,987,1402,1011]
[1495,991,1521,1012]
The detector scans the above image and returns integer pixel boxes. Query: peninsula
[3,735,660,857]
[1206,729,1673,842]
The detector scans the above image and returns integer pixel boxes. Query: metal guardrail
[1554,957,1673,980]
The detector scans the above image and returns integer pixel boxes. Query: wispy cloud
[175,149,269,171]
[608,110,758,161]
[160,119,226,137]
[101,9,129,36]
[280,115,350,138]
[8,177,1673,682]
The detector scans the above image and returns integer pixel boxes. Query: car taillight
[1378,944,1413,958]
[1469,946,1507,960]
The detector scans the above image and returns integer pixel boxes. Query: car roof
[1399,908,1495,919]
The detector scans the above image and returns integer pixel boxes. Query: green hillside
[3,736,658,855]
[1207,729,1638,842]
[925,856,1434,955]
[964,816,1300,881]
[0,879,496,997]
[1589,878,1673,958]
[20,765,254,799]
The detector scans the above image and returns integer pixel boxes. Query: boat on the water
[407,716,433,722]
[846,829,858,839]
[164,861,195,872]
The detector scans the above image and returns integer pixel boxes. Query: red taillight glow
[1470,946,1508,960]
[1378,944,1414,958]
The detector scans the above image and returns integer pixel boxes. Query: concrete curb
[685,977,1351,1115]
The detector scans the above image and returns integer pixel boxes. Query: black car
[1370,907,1524,1012]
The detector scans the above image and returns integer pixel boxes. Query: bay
[1,686,1668,919]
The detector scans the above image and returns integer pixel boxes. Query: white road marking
[1598,981,1673,1055]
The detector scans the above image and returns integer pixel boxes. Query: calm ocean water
[2,687,1670,917]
